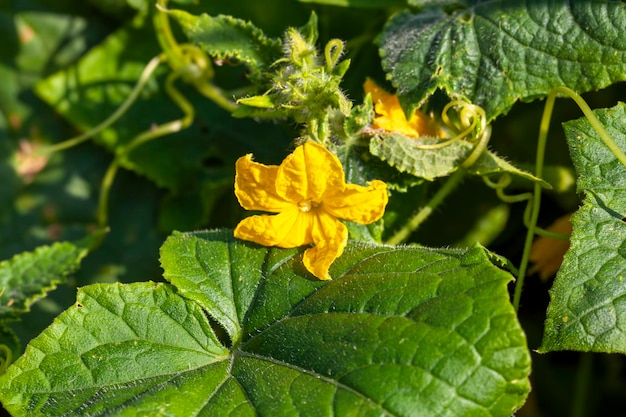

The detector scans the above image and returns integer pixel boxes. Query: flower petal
[275,142,345,202]
[302,211,348,280]
[324,180,388,224]
[364,78,439,138]
[234,207,313,248]
[234,154,291,212]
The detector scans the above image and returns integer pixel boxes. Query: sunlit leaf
[1,230,530,416]
[0,241,88,320]
[379,0,626,120]
[540,103,626,353]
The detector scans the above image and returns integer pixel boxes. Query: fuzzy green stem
[554,86,626,167]
[514,86,626,311]
[571,353,593,417]
[0,344,12,374]
[386,170,465,245]
[40,55,164,155]
[154,0,186,71]
[97,159,121,229]
[193,79,238,113]
[514,89,554,311]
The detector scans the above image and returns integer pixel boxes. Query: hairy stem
[555,86,626,167]
[515,86,626,311]
[513,88,553,311]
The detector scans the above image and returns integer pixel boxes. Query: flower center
[298,199,320,212]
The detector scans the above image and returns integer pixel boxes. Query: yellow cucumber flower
[364,78,439,138]
[234,142,388,280]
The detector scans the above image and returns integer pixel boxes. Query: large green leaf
[1,230,530,416]
[540,103,626,353]
[379,0,626,120]
[0,282,230,416]
[0,241,88,320]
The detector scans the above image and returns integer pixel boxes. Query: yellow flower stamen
[298,199,319,212]
[234,142,388,280]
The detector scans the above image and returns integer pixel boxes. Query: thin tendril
[482,174,532,203]
[416,100,491,150]
[39,54,165,154]
[514,86,626,311]
[325,39,344,71]
[97,72,195,230]
[461,125,491,168]
[532,228,570,240]
[123,72,194,154]
[514,89,555,311]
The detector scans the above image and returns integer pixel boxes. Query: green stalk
[153,0,186,71]
[555,86,626,167]
[514,86,626,311]
[40,55,164,154]
[513,88,553,311]
[571,353,593,417]
[386,170,465,245]
[96,159,121,229]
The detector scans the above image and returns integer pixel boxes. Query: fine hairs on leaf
[0,231,531,416]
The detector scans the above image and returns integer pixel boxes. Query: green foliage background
[1,0,626,416]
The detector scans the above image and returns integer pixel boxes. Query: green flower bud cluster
[237,13,351,141]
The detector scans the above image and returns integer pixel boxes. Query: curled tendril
[414,100,487,150]
[324,39,344,72]
[483,174,533,203]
